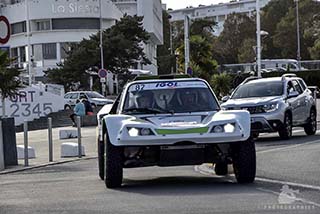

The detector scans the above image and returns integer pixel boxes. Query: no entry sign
[0,16,10,44]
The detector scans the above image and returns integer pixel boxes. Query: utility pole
[256,0,262,78]
[295,0,301,70]
[184,15,190,74]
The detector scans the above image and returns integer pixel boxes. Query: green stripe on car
[155,127,209,135]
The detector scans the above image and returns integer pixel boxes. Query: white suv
[221,74,317,139]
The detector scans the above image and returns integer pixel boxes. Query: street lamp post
[295,0,301,70]
[256,0,262,78]
[25,0,32,85]
[184,15,190,74]
[99,0,106,96]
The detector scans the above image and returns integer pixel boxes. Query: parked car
[221,74,317,139]
[97,75,255,188]
[64,91,114,110]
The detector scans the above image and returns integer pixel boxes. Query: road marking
[195,164,320,192]
[255,177,320,192]
[257,187,320,208]
[257,139,320,154]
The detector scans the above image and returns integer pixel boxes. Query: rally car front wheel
[232,139,256,184]
[104,131,123,188]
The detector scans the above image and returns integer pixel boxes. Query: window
[19,47,26,62]
[42,43,57,60]
[11,21,26,34]
[36,20,51,31]
[297,79,307,91]
[292,80,303,94]
[52,18,100,30]
[232,81,284,99]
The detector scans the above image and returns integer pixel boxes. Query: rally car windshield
[123,80,219,114]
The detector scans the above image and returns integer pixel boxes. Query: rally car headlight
[262,103,279,113]
[127,127,154,137]
[224,123,235,133]
[211,123,236,133]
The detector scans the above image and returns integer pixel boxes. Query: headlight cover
[127,127,155,137]
[262,103,279,113]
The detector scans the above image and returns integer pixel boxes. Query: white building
[168,0,270,36]
[0,0,163,80]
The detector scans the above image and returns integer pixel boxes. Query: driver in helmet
[136,90,154,108]
[180,90,197,106]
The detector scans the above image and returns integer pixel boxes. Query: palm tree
[0,50,23,117]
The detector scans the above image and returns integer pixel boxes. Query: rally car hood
[221,96,282,108]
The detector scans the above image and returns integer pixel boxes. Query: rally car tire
[232,139,256,184]
[98,138,105,180]
[104,131,123,188]
[278,112,292,140]
[214,163,228,176]
[304,108,317,136]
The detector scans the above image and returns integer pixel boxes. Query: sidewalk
[1,126,97,174]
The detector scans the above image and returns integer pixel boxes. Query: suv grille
[241,106,264,114]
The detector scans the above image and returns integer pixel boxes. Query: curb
[0,156,97,175]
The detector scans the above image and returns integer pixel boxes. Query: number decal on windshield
[155,82,178,88]
[135,84,145,91]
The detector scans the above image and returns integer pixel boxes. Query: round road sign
[98,69,107,78]
[0,16,11,44]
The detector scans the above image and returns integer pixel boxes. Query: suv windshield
[123,80,219,114]
[232,81,283,99]
[86,92,105,99]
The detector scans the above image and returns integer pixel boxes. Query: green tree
[45,15,150,90]
[238,38,256,63]
[217,13,256,64]
[176,35,218,81]
[210,73,232,99]
[273,0,320,59]
[0,50,23,117]
[157,10,175,75]
[261,0,293,58]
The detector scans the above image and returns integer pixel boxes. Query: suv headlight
[262,103,279,113]
[127,127,155,137]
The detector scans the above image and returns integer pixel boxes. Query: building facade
[0,0,163,80]
[168,0,270,36]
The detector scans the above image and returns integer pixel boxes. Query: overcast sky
[162,0,230,10]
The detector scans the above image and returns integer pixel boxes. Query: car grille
[241,106,264,114]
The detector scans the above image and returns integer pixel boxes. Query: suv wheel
[105,131,123,188]
[279,112,292,140]
[232,139,256,183]
[304,108,317,135]
[214,163,228,176]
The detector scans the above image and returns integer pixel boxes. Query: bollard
[48,117,53,162]
[0,120,5,170]
[23,120,29,167]
[77,116,82,158]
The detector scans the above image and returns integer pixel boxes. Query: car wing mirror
[221,96,230,102]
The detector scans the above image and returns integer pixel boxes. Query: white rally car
[97,76,256,188]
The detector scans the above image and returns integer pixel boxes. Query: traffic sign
[100,78,106,83]
[0,16,11,44]
[98,68,107,78]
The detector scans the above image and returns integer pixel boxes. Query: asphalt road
[1,129,320,214]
